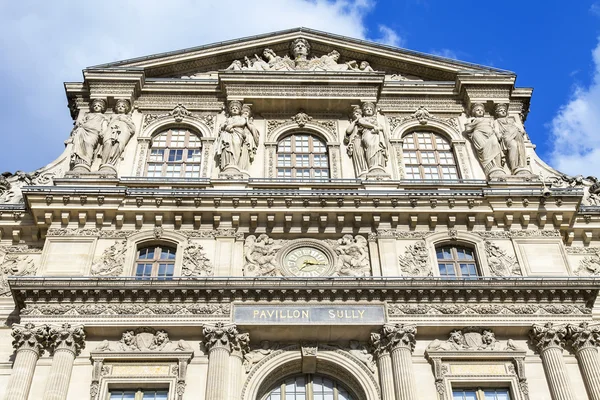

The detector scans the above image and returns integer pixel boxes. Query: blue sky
[1,0,599,176]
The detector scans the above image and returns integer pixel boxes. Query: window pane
[402,131,458,180]
[452,390,478,400]
[187,149,202,161]
[484,389,511,400]
[149,149,164,162]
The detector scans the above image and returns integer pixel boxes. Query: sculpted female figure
[69,99,108,172]
[493,103,528,175]
[240,105,260,168]
[100,99,136,171]
[345,106,368,177]
[216,101,258,172]
[356,102,387,171]
[463,103,506,178]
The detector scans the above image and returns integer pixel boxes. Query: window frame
[108,388,170,400]
[436,244,480,279]
[401,130,460,180]
[276,133,330,180]
[263,373,354,400]
[451,387,512,400]
[134,244,177,280]
[145,128,203,179]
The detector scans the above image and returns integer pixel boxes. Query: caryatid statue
[99,99,136,173]
[215,101,260,175]
[463,103,507,179]
[345,106,368,177]
[352,102,388,177]
[493,103,529,175]
[69,98,108,172]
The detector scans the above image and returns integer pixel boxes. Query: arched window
[436,244,479,279]
[146,128,202,178]
[135,244,176,280]
[402,131,458,180]
[277,134,329,179]
[264,374,353,400]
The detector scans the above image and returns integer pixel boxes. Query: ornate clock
[278,240,336,277]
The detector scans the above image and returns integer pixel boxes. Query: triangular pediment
[89,27,513,81]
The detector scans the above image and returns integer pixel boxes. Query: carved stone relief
[90,241,127,276]
[21,303,231,317]
[142,103,215,130]
[181,240,213,277]
[95,327,192,352]
[0,169,59,204]
[387,106,459,134]
[244,341,280,372]
[397,240,431,276]
[573,248,600,276]
[243,234,282,277]
[484,240,522,276]
[0,253,37,296]
[387,303,590,316]
[325,235,371,277]
[427,327,521,351]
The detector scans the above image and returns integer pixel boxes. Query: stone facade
[0,28,599,399]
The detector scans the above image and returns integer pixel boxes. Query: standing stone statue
[463,103,506,179]
[493,103,529,175]
[345,106,368,177]
[355,102,388,175]
[99,99,135,173]
[216,101,259,176]
[69,99,108,172]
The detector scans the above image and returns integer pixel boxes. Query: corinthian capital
[370,332,390,356]
[382,323,417,353]
[231,332,250,357]
[48,323,86,356]
[567,322,600,352]
[529,322,568,352]
[203,322,239,352]
[11,323,49,354]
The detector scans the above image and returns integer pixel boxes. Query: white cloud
[0,0,387,172]
[550,38,600,177]
[430,48,458,60]
[374,25,404,48]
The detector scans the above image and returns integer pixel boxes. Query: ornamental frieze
[95,327,192,352]
[21,303,231,317]
[427,327,521,352]
[142,103,216,130]
[475,229,561,239]
[387,303,591,316]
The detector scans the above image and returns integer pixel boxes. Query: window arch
[146,128,202,178]
[436,244,479,279]
[277,133,329,179]
[264,374,353,400]
[135,244,176,279]
[402,131,458,180]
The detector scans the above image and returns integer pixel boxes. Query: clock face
[283,246,330,277]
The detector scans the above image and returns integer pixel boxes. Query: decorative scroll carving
[12,323,49,353]
[567,322,600,352]
[547,174,600,206]
[387,107,459,134]
[96,328,192,352]
[47,228,136,238]
[0,254,37,296]
[181,229,244,240]
[143,103,215,129]
[374,229,432,240]
[0,169,59,204]
[243,234,282,277]
[346,340,376,373]
[475,230,561,239]
[244,341,279,372]
[427,327,520,351]
[218,39,377,73]
[530,322,568,352]
[90,241,127,276]
[291,110,312,127]
[573,248,600,276]
[398,240,431,276]
[203,322,239,351]
[47,323,86,355]
[388,303,590,315]
[21,303,230,316]
[182,241,213,277]
[484,240,522,276]
[326,235,371,277]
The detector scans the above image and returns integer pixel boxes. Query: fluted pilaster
[43,323,86,400]
[5,323,49,400]
[203,322,239,400]
[370,332,395,400]
[530,323,574,400]
[567,322,600,400]
[229,332,250,400]
[382,323,417,400]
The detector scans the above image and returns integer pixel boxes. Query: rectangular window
[149,149,165,162]
[110,389,169,400]
[452,388,511,400]
[187,149,202,162]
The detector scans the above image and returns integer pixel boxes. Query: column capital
[530,322,568,353]
[370,331,390,356]
[383,323,417,353]
[47,323,86,356]
[11,323,49,354]
[567,322,600,352]
[203,322,239,352]
[231,332,250,358]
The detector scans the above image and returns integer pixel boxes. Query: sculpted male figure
[493,103,528,175]
[69,99,108,172]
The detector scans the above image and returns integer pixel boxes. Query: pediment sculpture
[221,38,377,73]
[462,103,530,179]
[68,99,135,174]
[427,327,521,352]
[95,328,192,352]
[0,168,57,204]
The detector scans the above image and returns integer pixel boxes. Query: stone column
[530,322,575,400]
[370,331,395,400]
[203,322,239,400]
[567,322,600,400]
[4,323,49,400]
[43,323,86,400]
[229,332,250,400]
[383,323,417,400]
